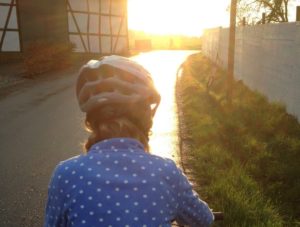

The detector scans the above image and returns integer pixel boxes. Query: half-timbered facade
[0,0,128,61]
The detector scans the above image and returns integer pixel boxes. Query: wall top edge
[204,22,299,33]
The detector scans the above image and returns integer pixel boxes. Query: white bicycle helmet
[76,55,160,117]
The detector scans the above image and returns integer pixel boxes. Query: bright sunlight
[128,0,230,36]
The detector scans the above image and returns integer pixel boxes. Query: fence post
[242,17,246,26]
[262,13,266,24]
[297,6,300,21]
[227,0,237,104]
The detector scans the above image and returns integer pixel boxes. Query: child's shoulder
[147,154,180,173]
[53,154,85,173]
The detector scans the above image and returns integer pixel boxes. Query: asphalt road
[0,67,88,226]
[0,50,197,227]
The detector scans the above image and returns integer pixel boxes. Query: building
[0,0,129,61]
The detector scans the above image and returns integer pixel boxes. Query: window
[0,0,21,52]
[67,0,128,54]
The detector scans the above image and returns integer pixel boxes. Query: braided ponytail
[84,104,152,152]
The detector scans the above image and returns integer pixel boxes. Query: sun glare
[128,0,230,36]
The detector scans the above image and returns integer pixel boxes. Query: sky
[128,0,300,36]
[128,0,230,36]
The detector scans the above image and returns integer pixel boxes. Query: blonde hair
[84,104,152,152]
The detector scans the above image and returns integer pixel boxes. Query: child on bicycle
[44,55,214,226]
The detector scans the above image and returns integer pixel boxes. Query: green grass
[177,53,300,226]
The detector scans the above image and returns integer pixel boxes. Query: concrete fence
[202,23,300,120]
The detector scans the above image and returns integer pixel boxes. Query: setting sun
[128,0,230,36]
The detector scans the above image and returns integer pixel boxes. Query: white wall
[202,22,300,120]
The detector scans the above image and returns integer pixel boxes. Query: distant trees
[236,0,293,25]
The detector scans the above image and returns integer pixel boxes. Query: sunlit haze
[128,0,230,36]
[132,51,198,162]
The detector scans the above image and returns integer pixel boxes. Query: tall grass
[177,53,300,226]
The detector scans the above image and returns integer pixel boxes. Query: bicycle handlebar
[172,212,223,226]
[213,212,224,221]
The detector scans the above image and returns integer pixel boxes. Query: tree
[236,0,261,25]
[237,0,292,24]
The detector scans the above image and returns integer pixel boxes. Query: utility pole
[297,6,300,21]
[227,0,237,104]
[262,12,266,24]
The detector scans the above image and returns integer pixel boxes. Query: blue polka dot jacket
[44,138,214,227]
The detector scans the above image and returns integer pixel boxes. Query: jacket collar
[89,138,145,154]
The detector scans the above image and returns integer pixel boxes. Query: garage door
[0,0,21,52]
[67,0,128,54]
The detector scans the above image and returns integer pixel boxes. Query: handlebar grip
[171,211,224,226]
[213,212,224,221]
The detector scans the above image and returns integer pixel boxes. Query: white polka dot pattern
[44,138,214,227]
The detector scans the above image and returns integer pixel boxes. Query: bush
[23,41,74,77]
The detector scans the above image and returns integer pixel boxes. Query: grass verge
[177,53,300,226]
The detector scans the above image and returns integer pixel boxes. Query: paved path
[132,51,197,163]
[0,67,87,226]
[0,50,197,227]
